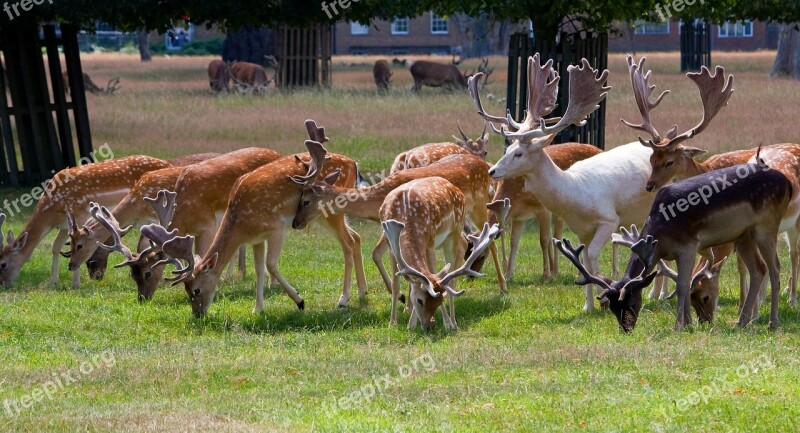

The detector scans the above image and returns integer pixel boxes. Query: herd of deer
[4,52,799,333]
[374,55,494,92]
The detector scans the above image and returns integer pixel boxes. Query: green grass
[1,211,799,432]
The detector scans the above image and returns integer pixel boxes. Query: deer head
[0,213,28,286]
[620,55,734,191]
[383,220,499,330]
[654,256,725,323]
[556,235,658,332]
[452,121,489,159]
[470,54,610,180]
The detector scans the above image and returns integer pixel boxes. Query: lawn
[0,51,799,432]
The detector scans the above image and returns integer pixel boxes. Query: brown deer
[0,156,171,287]
[230,61,271,93]
[389,122,489,174]
[409,60,467,92]
[558,153,792,331]
[381,177,501,330]
[163,139,366,316]
[62,71,120,95]
[207,59,231,92]
[292,153,506,297]
[373,60,392,92]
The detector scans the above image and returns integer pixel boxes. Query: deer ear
[680,146,707,159]
[710,256,728,276]
[322,169,340,186]
[12,232,27,252]
[201,253,218,273]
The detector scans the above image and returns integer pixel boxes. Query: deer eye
[303,200,310,207]
[193,288,200,296]
[513,152,522,158]
[144,271,152,280]
[416,298,424,306]
[665,161,674,167]
[0,262,6,269]
[76,244,83,250]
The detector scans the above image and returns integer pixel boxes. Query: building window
[350,22,369,35]
[719,20,753,38]
[391,17,409,35]
[430,13,448,35]
[633,20,670,35]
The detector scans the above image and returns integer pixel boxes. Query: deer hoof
[297,299,305,311]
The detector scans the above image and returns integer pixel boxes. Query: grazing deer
[381,178,501,330]
[389,122,489,174]
[409,60,468,91]
[168,138,366,316]
[558,155,792,331]
[373,60,392,92]
[62,71,120,95]
[0,156,171,287]
[292,153,506,296]
[491,143,602,280]
[207,59,231,92]
[230,61,272,93]
[470,53,656,311]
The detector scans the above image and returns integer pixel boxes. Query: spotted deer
[558,152,792,331]
[381,177,501,329]
[389,122,489,174]
[164,137,366,316]
[471,54,656,311]
[0,156,171,287]
[292,153,506,297]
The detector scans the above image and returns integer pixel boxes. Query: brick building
[609,20,779,52]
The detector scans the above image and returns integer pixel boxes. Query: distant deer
[373,60,392,92]
[207,59,231,92]
[410,60,468,91]
[230,61,272,93]
[62,71,120,95]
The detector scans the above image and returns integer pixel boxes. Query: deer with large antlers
[470,53,656,311]
[292,153,506,297]
[169,137,367,316]
[558,152,792,331]
[0,156,172,287]
[381,177,501,330]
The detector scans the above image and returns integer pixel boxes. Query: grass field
[0,52,799,432]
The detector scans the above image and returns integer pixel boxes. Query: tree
[138,29,152,62]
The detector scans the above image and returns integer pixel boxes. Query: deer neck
[203,217,246,277]
[683,157,712,179]
[517,148,575,210]
[16,209,58,262]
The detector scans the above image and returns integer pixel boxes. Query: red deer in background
[230,61,271,93]
[373,60,392,91]
[409,60,468,91]
[207,59,230,92]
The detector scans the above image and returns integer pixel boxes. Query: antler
[304,119,329,144]
[288,139,331,186]
[159,234,198,281]
[501,58,610,143]
[104,77,121,94]
[90,203,137,267]
[554,238,614,296]
[381,219,438,298]
[143,189,177,227]
[611,225,642,248]
[620,55,671,147]
[487,198,511,269]
[468,73,519,133]
[439,223,501,295]
[668,65,734,147]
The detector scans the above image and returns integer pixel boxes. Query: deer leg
[674,253,696,330]
[785,228,799,307]
[583,224,616,311]
[611,241,620,280]
[253,242,266,313]
[265,230,305,310]
[755,228,782,329]
[552,216,564,276]
[440,297,456,331]
[736,236,766,327]
[736,251,748,314]
[507,219,524,281]
[238,245,247,278]
[51,229,69,284]
[346,225,368,298]
[534,209,551,279]
[389,255,399,326]
[319,215,358,307]
[373,234,393,296]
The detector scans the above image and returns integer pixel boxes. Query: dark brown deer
[373,60,392,91]
[230,61,270,93]
[409,60,467,92]
[557,155,793,332]
[207,59,230,92]
[62,71,120,95]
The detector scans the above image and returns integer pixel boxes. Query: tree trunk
[771,24,800,79]
[138,30,152,62]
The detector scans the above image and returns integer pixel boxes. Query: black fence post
[681,20,711,72]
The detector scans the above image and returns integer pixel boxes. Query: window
[719,20,753,38]
[391,17,409,35]
[633,20,670,35]
[350,22,369,35]
[430,13,448,34]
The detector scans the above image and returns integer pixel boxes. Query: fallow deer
[381,178,501,330]
[0,156,171,287]
[292,153,506,296]
[389,122,489,174]
[470,53,656,311]
[557,155,792,331]
[167,138,366,316]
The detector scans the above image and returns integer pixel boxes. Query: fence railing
[276,24,331,87]
[680,20,711,72]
